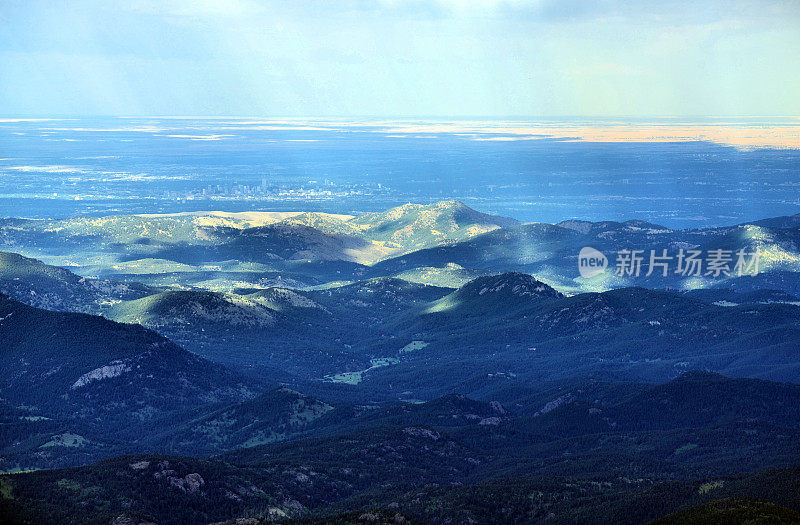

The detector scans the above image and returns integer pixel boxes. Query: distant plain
[2,117,799,228]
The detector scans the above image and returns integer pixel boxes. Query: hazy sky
[1,0,799,117]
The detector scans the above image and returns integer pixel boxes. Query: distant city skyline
[1,0,799,117]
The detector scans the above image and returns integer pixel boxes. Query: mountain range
[2,370,800,523]
[2,200,800,523]
[5,201,798,295]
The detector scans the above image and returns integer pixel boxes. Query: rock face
[71,362,132,389]
[402,427,440,440]
[169,472,205,494]
[111,515,157,525]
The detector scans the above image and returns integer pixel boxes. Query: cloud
[125,0,268,18]
[1,0,798,117]
[566,62,633,77]
[377,0,542,11]
[163,134,235,140]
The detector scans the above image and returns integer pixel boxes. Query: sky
[0,0,799,117]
